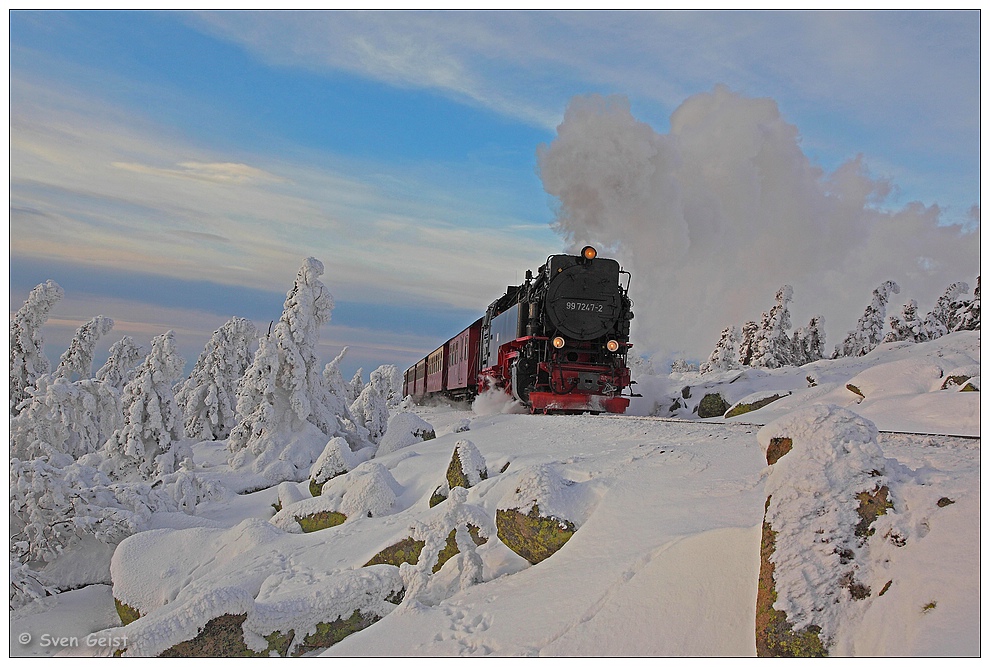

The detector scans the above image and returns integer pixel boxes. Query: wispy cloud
[186,10,978,213]
[111,161,287,185]
[9,72,559,313]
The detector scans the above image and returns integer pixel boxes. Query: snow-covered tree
[369,364,403,407]
[95,336,144,390]
[924,281,970,339]
[9,375,123,462]
[175,317,257,441]
[322,347,359,424]
[103,330,188,480]
[834,280,900,358]
[884,300,930,343]
[791,315,826,365]
[700,326,740,374]
[9,456,215,585]
[351,384,389,445]
[952,276,980,332]
[228,258,359,481]
[348,369,365,403]
[752,285,794,369]
[670,359,697,373]
[10,280,64,413]
[53,315,114,382]
[738,321,759,367]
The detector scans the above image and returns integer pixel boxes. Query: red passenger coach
[445,318,482,400]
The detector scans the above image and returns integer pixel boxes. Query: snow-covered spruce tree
[103,330,188,480]
[10,280,64,414]
[883,300,929,343]
[53,315,114,382]
[322,346,359,425]
[174,317,258,441]
[95,336,144,391]
[227,258,358,483]
[9,374,123,462]
[738,321,759,367]
[834,280,900,358]
[351,384,389,444]
[952,276,980,331]
[347,369,365,403]
[370,363,403,407]
[752,285,795,369]
[924,281,970,339]
[700,326,740,374]
[790,315,826,365]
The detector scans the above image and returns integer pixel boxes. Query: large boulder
[375,412,435,457]
[495,464,585,565]
[755,406,895,657]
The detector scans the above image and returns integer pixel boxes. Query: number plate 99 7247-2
[565,301,604,313]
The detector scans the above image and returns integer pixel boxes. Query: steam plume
[538,87,979,363]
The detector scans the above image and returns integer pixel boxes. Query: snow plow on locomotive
[403,246,636,414]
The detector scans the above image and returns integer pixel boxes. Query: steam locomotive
[402,246,636,414]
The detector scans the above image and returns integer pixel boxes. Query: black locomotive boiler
[403,246,635,414]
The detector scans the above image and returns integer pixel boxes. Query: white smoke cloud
[538,87,980,364]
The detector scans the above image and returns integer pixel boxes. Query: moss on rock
[765,437,793,466]
[158,613,284,657]
[725,393,787,419]
[697,393,730,419]
[156,608,383,657]
[755,513,828,657]
[846,384,865,401]
[114,598,141,626]
[854,485,893,538]
[364,536,426,568]
[446,445,487,490]
[495,504,576,565]
[288,610,380,656]
[296,510,347,533]
[309,478,323,498]
[432,525,489,574]
[429,485,448,507]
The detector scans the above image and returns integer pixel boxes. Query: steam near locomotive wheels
[403,246,636,414]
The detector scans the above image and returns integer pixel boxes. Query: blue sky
[9,10,982,378]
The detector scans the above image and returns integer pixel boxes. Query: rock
[295,510,347,533]
[432,440,488,507]
[845,383,865,402]
[697,392,730,418]
[115,598,141,625]
[364,536,426,568]
[755,406,894,656]
[446,440,488,490]
[309,437,360,497]
[496,504,576,565]
[376,412,436,457]
[725,392,789,419]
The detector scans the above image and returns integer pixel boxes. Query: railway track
[597,412,981,441]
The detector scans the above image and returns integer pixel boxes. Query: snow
[9,331,980,657]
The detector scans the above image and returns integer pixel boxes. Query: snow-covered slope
[10,333,980,657]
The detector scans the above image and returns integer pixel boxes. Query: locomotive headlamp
[581,246,598,260]
[606,339,620,352]
[552,336,566,349]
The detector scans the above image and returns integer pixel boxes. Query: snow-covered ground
[10,332,980,657]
